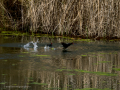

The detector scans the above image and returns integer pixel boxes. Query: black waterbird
[47,43,52,47]
[61,42,73,49]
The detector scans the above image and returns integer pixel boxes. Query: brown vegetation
[0,0,120,38]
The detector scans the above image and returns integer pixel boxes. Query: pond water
[0,35,120,90]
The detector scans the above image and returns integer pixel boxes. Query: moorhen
[61,42,73,49]
[47,43,52,47]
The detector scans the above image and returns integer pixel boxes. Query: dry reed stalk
[0,0,120,38]
[0,2,14,28]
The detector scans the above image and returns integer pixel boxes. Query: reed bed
[0,0,120,38]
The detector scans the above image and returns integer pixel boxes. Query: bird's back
[47,43,52,47]
[61,42,73,49]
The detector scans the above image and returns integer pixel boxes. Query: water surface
[0,35,120,90]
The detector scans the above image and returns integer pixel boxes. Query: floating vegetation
[62,36,71,39]
[112,68,120,71]
[1,31,12,34]
[12,84,17,85]
[98,61,111,63]
[99,52,110,55]
[3,60,7,61]
[22,52,29,53]
[66,73,75,75]
[91,56,97,57]
[0,31,29,36]
[51,48,55,50]
[75,39,92,42]
[56,69,73,72]
[12,64,16,66]
[102,81,107,83]
[36,36,41,37]
[0,82,7,84]
[66,69,73,71]
[29,77,33,79]
[81,55,87,57]
[56,69,117,76]
[29,82,47,85]
[32,54,50,57]
[71,38,75,40]
[109,40,114,41]
[4,36,9,39]
[46,87,61,89]
[1,31,18,35]
[18,55,25,57]
[112,52,118,54]
[91,72,117,76]
[67,85,71,86]
[29,77,34,81]
[56,69,66,71]
[94,63,100,65]
[74,88,111,90]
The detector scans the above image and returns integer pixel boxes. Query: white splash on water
[23,39,39,52]
[23,41,33,48]
[44,45,50,52]
[44,45,56,52]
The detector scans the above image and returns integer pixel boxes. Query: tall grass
[0,0,120,38]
